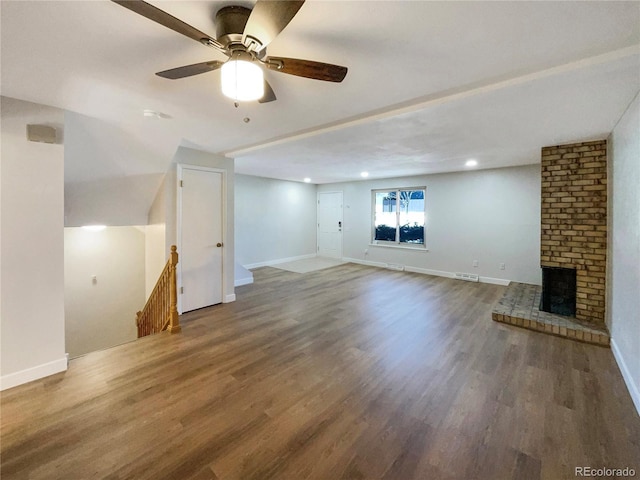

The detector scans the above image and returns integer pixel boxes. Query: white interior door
[317,191,343,259]
[180,167,223,312]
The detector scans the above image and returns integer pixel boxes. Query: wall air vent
[454,272,479,282]
[26,124,57,144]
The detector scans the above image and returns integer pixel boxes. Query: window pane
[374,191,397,241]
[398,190,424,244]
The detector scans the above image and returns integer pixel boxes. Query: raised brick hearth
[493,140,610,344]
[493,282,609,346]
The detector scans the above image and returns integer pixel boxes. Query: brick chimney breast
[540,140,607,327]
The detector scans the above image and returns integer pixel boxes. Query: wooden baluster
[163,276,167,327]
[163,275,167,327]
[136,311,142,338]
[153,293,156,332]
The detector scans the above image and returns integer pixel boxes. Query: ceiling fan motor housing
[215,6,251,48]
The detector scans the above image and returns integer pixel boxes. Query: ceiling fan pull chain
[234,58,239,104]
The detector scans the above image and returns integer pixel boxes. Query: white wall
[607,92,640,414]
[63,111,166,227]
[148,173,167,226]
[145,181,168,297]
[172,147,235,303]
[235,174,317,267]
[318,164,541,284]
[145,224,167,298]
[163,167,178,250]
[0,96,67,389]
[64,227,144,358]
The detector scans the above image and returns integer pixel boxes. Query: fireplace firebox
[540,267,577,317]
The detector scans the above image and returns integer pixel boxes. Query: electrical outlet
[500,263,505,270]
[473,260,478,268]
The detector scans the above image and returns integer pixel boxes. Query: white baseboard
[342,257,387,269]
[244,253,317,270]
[611,338,640,416]
[479,276,511,286]
[0,357,67,391]
[235,277,254,287]
[223,293,236,303]
[405,265,456,279]
[343,258,510,286]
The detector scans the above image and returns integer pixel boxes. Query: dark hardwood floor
[2,264,638,479]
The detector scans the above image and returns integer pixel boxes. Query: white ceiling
[2,1,639,189]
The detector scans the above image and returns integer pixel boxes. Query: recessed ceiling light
[81,225,106,232]
[465,159,478,167]
[303,178,311,183]
[360,172,369,178]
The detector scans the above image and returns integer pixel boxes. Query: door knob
[216,242,223,247]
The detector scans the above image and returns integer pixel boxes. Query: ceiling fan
[112,0,348,103]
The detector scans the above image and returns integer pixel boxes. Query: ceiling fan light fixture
[221,59,264,102]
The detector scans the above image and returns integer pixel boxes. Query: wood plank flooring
[2,264,639,479]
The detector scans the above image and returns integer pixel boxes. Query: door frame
[316,190,344,259]
[177,163,228,314]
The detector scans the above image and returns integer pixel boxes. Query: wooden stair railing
[136,245,181,337]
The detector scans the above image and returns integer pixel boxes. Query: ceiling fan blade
[112,1,225,53]
[156,61,224,80]
[266,57,347,82]
[259,79,277,103]
[242,1,305,52]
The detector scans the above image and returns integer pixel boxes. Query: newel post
[167,245,181,334]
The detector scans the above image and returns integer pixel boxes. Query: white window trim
[369,242,429,252]
[371,186,427,248]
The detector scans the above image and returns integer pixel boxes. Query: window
[372,188,426,246]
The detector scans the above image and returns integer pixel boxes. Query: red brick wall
[540,140,607,327]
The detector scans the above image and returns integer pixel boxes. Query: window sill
[369,243,429,252]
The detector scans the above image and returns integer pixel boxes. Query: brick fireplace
[540,140,607,327]
[492,140,609,345]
